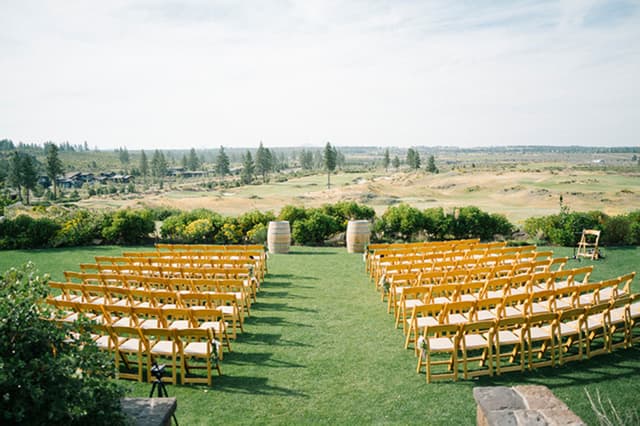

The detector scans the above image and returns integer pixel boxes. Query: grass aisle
[1,246,639,423]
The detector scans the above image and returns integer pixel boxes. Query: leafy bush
[451,206,514,240]
[101,209,155,244]
[374,204,426,241]
[292,210,340,245]
[0,263,125,425]
[277,205,308,231]
[0,215,61,249]
[602,215,632,246]
[321,201,375,229]
[237,210,276,235]
[53,209,105,247]
[160,209,224,242]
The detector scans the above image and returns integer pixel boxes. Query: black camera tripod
[148,363,179,425]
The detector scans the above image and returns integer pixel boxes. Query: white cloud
[1,0,639,149]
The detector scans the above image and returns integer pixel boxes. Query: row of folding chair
[376,252,559,294]
[417,293,640,382]
[365,239,483,274]
[369,243,541,279]
[89,323,222,385]
[384,259,571,311]
[370,243,521,282]
[156,243,265,252]
[403,273,635,352]
[49,282,247,336]
[97,254,264,279]
[120,250,266,279]
[61,273,253,308]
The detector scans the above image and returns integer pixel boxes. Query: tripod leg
[149,382,157,398]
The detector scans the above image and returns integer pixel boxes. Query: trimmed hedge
[2,202,638,249]
[523,210,640,246]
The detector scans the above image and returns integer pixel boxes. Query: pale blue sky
[1,0,639,149]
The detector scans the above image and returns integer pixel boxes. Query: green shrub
[160,209,224,243]
[0,215,61,249]
[0,263,125,425]
[277,205,308,230]
[321,201,375,230]
[53,209,105,247]
[602,215,632,246]
[101,209,154,244]
[374,203,426,241]
[237,210,276,235]
[292,210,340,245]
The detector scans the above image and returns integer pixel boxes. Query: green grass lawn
[1,245,639,424]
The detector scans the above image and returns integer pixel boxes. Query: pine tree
[44,143,63,199]
[383,148,390,172]
[392,155,400,170]
[151,150,168,185]
[299,149,314,170]
[139,150,149,182]
[118,147,130,168]
[215,145,230,177]
[255,142,271,183]
[406,148,421,170]
[426,155,439,173]
[240,150,255,185]
[323,142,337,189]
[8,151,23,201]
[188,148,200,171]
[21,153,38,205]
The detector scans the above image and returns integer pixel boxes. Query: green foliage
[240,150,255,184]
[323,142,337,189]
[406,148,421,170]
[101,209,155,244]
[426,155,439,173]
[292,210,340,245]
[277,205,309,230]
[215,146,230,177]
[53,209,105,247]
[320,201,375,230]
[0,263,125,425]
[0,215,61,249]
[374,203,426,241]
[160,209,225,243]
[523,210,640,246]
[450,206,513,240]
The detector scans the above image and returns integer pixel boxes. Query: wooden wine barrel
[346,220,370,253]
[267,221,291,254]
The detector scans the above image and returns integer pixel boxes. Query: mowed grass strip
[1,245,639,424]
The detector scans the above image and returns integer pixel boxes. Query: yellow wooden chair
[459,319,494,379]
[526,312,557,370]
[584,302,611,358]
[608,295,631,351]
[492,316,527,375]
[556,307,585,365]
[110,325,145,382]
[405,303,446,353]
[177,327,221,386]
[416,323,460,383]
[141,327,179,384]
[576,229,601,260]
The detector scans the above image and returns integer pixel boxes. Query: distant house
[38,176,51,188]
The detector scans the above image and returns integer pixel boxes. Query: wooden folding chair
[177,327,221,386]
[110,325,145,382]
[459,320,494,379]
[556,307,585,365]
[576,229,601,260]
[416,323,460,383]
[405,303,446,353]
[141,327,179,384]
[526,312,557,370]
[492,316,527,375]
[584,302,610,358]
[608,295,631,351]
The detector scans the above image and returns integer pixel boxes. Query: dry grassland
[76,168,640,225]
